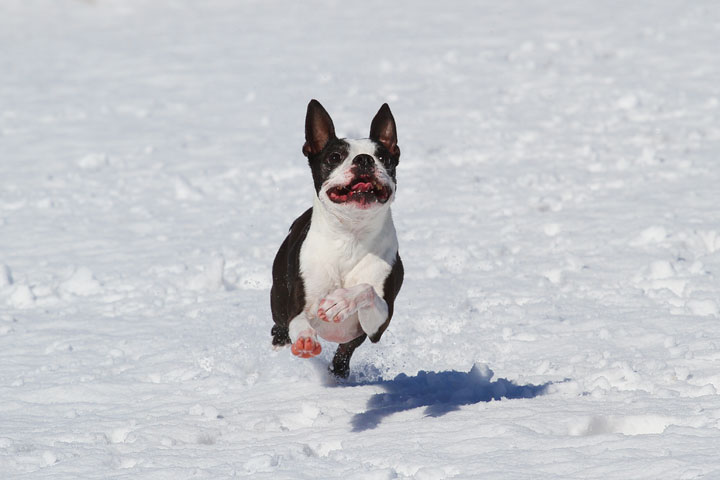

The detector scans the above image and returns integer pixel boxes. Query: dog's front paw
[291,335,322,359]
[318,289,358,324]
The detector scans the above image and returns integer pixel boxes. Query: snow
[2,0,720,478]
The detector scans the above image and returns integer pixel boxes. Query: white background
[1,1,720,478]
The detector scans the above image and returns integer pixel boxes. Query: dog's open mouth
[326,176,391,205]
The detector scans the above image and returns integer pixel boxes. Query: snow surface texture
[2,0,720,478]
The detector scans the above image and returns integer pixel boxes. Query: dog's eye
[328,152,342,164]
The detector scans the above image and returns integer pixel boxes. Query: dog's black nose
[352,154,375,171]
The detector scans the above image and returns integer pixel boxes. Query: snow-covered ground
[2,0,720,478]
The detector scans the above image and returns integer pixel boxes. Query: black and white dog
[270,100,404,378]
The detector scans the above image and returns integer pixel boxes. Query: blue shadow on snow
[347,363,552,432]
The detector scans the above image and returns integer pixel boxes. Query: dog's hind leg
[330,334,367,379]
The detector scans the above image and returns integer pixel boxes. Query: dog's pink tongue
[351,182,373,192]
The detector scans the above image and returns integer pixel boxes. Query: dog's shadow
[344,363,553,432]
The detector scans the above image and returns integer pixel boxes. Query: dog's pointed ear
[369,103,399,156]
[303,99,336,157]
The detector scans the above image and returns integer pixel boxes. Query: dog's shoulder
[273,207,312,274]
[270,207,313,328]
[288,207,313,237]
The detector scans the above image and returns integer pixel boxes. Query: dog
[270,100,404,378]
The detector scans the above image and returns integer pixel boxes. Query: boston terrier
[270,100,404,378]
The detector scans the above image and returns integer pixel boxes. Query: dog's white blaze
[290,141,399,344]
[322,139,377,189]
[319,138,396,213]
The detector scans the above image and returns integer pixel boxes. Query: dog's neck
[311,194,394,240]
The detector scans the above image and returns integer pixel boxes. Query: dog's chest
[298,212,397,307]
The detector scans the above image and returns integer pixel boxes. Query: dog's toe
[291,337,322,358]
[318,293,355,324]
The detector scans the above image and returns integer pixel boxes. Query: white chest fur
[298,196,398,341]
[300,196,397,305]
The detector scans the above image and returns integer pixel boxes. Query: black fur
[270,208,312,346]
[372,253,404,343]
[307,138,350,194]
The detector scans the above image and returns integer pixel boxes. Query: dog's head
[302,100,400,212]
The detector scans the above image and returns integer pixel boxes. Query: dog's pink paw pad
[291,337,322,358]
